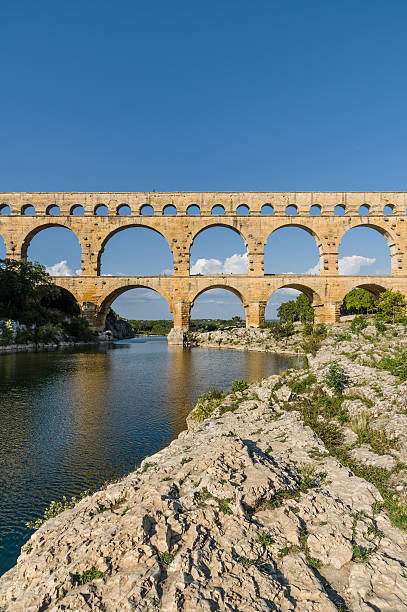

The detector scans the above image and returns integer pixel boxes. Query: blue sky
[0,0,404,319]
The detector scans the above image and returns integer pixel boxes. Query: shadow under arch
[42,284,82,315]
[339,223,395,274]
[97,284,172,329]
[97,224,174,276]
[22,222,82,259]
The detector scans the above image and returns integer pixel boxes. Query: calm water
[0,338,303,576]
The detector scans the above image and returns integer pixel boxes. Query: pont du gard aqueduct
[1,191,407,343]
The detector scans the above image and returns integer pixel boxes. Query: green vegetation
[278,294,314,324]
[158,551,176,566]
[262,321,295,339]
[324,362,350,395]
[72,566,105,585]
[375,290,406,323]
[257,532,274,546]
[26,490,91,530]
[340,288,377,315]
[230,379,249,393]
[288,373,316,394]
[0,258,95,344]
[128,316,245,335]
[190,389,226,422]
[379,350,407,381]
[350,315,368,334]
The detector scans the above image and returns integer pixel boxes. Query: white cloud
[305,255,376,276]
[46,260,75,276]
[191,253,248,275]
[338,255,376,275]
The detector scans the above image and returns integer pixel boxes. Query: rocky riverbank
[189,326,306,353]
[1,322,407,611]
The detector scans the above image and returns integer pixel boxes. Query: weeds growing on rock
[230,379,249,393]
[158,551,176,566]
[379,350,407,381]
[26,490,91,530]
[257,532,274,546]
[72,567,105,585]
[325,362,350,395]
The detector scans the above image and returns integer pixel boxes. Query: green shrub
[26,490,90,529]
[63,316,95,341]
[36,323,63,343]
[266,321,295,339]
[15,328,34,344]
[379,350,407,381]
[374,320,387,333]
[350,316,368,334]
[325,362,350,394]
[300,335,322,356]
[0,320,13,345]
[288,374,316,394]
[72,567,105,585]
[230,379,249,393]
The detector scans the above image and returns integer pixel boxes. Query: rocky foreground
[1,322,407,611]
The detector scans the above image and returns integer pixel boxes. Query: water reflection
[0,339,303,576]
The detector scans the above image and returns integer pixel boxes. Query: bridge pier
[314,302,341,324]
[245,301,267,328]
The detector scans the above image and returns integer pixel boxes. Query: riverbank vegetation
[0,258,95,345]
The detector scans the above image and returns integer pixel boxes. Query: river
[0,337,304,576]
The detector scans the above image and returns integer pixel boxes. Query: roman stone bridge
[0,192,406,341]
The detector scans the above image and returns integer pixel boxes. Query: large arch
[190,225,248,275]
[264,225,322,275]
[98,225,174,276]
[24,224,82,275]
[97,284,172,329]
[266,283,323,322]
[338,225,393,276]
[190,285,246,321]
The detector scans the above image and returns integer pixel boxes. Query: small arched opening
[140,204,154,216]
[94,205,109,216]
[310,205,321,216]
[285,205,298,216]
[70,205,84,216]
[359,204,370,216]
[0,204,10,216]
[334,205,346,216]
[264,226,321,275]
[187,204,200,216]
[46,205,61,216]
[261,204,274,215]
[117,204,131,216]
[163,204,177,216]
[338,226,392,276]
[99,226,173,276]
[211,205,225,215]
[383,204,394,215]
[22,205,36,215]
[190,226,247,275]
[236,205,249,216]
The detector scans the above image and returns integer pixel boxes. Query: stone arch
[163,204,177,216]
[94,204,109,216]
[46,204,61,216]
[264,224,322,274]
[97,284,172,329]
[359,204,370,215]
[42,284,81,316]
[70,204,84,215]
[211,204,225,215]
[310,205,321,216]
[21,223,82,260]
[0,204,10,215]
[189,223,249,275]
[191,283,246,306]
[21,204,36,215]
[266,282,324,324]
[383,204,394,215]
[339,282,387,303]
[339,223,395,274]
[140,204,154,215]
[116,204,131,215]
[334,205,346,216]
[286,205,298,216]
[187,204,200,215]
[236,204,250,215]
[190,222,249,248]
[97,224,174,276]
[261,204,274,215]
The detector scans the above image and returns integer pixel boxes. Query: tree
[277,294,314,324]
[375,289,406,323]
[340,288,376,315]
[0,258,60,323]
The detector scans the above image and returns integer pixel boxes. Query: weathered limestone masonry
[0,192,406,343]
